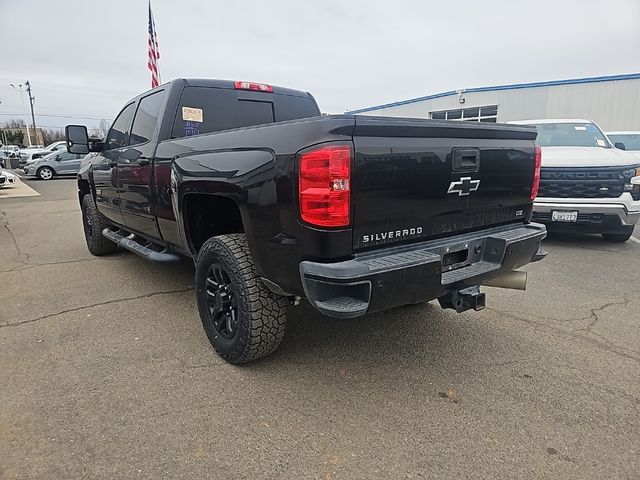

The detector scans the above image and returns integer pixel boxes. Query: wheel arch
[182,192,250,254]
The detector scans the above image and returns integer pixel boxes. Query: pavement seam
[1,209,80,220]
[574,244,640,257]
[0,287,194,328]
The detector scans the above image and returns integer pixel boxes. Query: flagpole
[148,1,161,88]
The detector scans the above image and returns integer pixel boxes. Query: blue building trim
[347,72,640,114]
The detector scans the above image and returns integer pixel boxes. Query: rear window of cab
[171,86,319,138]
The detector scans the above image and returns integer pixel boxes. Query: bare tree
[89,118,111,140]
[3,119,26,128]
[41,129,66,145]
[1,119,27,146]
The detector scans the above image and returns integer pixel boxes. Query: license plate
[551,210,578,222]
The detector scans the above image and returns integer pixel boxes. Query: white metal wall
[357,78,640,130]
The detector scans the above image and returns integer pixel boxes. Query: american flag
[148,2,161,88]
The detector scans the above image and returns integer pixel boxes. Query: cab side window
[58,151,83,161]
[129,91,165,145]
[58,151,77,161]
[105,103,136,150]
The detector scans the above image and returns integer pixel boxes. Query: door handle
[137,157,151,166]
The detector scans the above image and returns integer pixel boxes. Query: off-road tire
[602,227,634,243]
[196,234,288,364]
[81,194,118,256]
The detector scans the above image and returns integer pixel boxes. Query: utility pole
[25,80,39,146]
[0,99,4,146]
[9,83,31,146]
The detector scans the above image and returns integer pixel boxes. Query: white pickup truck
[510,119,640,242]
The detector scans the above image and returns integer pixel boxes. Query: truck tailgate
[352,116,538,250]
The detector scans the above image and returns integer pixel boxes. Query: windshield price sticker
[182,107,203,122]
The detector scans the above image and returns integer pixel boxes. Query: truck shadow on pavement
[253,300,499,374]
[111,251,510,374]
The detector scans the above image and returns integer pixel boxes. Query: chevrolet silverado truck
[510,119,640,242]
[66,78,546,364]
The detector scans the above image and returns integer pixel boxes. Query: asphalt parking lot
[1,177,639,479]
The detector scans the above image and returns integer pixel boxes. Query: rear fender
[173,148,278,275]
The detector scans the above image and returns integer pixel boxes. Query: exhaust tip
[482,270,527,291]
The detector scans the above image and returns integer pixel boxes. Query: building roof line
[347,72,640,114]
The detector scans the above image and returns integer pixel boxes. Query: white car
[19,141,67,165]
[0,169,17,188]
[18,145,44,160]
[606,131,640,161]
[1,145,21,168]
[509,119,640,242]
[1,145,21,158]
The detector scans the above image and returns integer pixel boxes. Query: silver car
[23,149,85,180]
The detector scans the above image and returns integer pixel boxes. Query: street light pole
[0,99,5,146]
[9,83,32,146]
[25,80,39,146]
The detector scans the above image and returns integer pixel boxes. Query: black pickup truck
[66,78,546,364]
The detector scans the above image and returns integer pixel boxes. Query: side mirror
[615,142,626,150]
[65,125,89,155]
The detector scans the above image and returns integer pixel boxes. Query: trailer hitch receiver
[438,285,486,313]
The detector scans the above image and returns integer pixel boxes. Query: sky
[0,0,639,135]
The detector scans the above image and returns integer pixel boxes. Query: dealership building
[348,73,640,131]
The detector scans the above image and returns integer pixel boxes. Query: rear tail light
[530,144,542,200]
[299,144,351,227]
[234,81,273,93]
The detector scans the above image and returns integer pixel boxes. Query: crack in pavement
[487,292,640,364]
[0,210,29,265]
[0,257,102,273]
[1,209,30,267]
[570,291,635,335]
[0,287,194,328]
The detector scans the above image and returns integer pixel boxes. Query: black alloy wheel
[195,234,288,364]
[204,263,239,340]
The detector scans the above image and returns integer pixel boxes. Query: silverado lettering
[66,78,547,364]
[362,227,423,244]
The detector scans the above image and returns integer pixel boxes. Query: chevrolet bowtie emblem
[447,177,480,196]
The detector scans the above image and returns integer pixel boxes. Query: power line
[0,112,112,120]
[0,78,138,97]
[1,124,104,130]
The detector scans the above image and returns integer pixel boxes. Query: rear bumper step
[300,223,546,318]
[102,228,181,264]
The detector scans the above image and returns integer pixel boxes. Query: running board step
[102,228,181,264]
